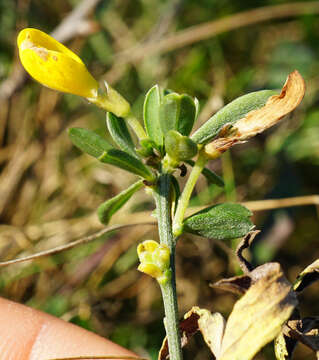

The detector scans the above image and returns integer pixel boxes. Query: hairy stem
[154,173,183,360]
[173,153,207,237]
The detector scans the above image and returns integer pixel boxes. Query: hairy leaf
[159,93,197,137]
[98,149,155,181]
[204,71,305,156]
[106,112,137,157]
[69,128,155,181]
[98,180,144,225]
[178,94,197,136]
[143,85,163,146]
[68,127,112,158]
[183,203,254,240]
[191,90,278,145]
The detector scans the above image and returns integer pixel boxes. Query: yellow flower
[17,28,131,117]
[137,240,171,284]
[17,28,98,98]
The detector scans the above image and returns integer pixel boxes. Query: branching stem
[173,153,207,237]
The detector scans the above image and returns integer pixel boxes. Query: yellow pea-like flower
[18,28,98,98]
[137,240,171,284]
[17,28,131,117]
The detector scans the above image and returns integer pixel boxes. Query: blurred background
[0,0,319,359]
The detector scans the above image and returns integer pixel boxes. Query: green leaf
[159,92,181,135]
[191,89,278,144]
[98,149,155,181]
[143,85,163,146]
[186,160,224,187]
[178,94,197,136]
[68,127,112,158]
[98,180,144,225]
[183,203,254,240]
[69,128,155,181]
[159,93,197,137]
[106,112,137,157]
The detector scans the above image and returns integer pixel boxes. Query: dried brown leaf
[236,230,260,274]
[218,263,297,360]
[231,70,305,140]
[205,70,305,155]
[158,311,199,360]
[158,307,225,360]
[212,275,252,296]
[286,317,319,352]
[274,331,297,360]
[294,258,319,292]
[185,307,226,358]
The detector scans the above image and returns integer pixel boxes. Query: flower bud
[165,130,198,162]
[18,28,98,98]
[137,240,171,284]
[17,28,131,117]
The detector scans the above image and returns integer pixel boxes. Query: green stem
[154,173,183,360]
[125,113,147,141]
[221,150,237,201]
[172,153,208,237]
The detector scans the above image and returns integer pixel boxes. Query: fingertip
[0,297,136,360]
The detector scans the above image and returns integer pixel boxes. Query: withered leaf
[185,307,226,359]
[204,71,305,155]
[286,317,319,352]
[218,263,298,360]
[236,230,260,274]
[158,311,199,360]
[212,275,252,296]
[231,70,305,140]
[274,331,297,360]
[294,258,319,292]
[158,307,225,360]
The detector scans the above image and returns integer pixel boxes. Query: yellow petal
[18,28,98,98]
[137,263,162,279]
[18,28,83,64]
